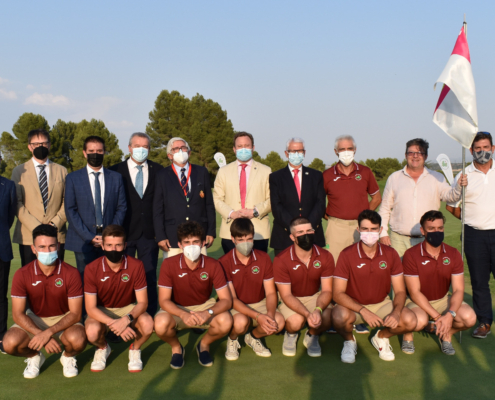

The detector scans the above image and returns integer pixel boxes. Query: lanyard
[172,164,192,197]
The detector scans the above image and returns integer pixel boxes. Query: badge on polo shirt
[313,260,322,269]
[379,261,387,269]
[55,278,63,287]
[442,257,451,265]
[355,174,362,181]
[121,273,130,283]
[252,266,260,274]
[200,272,209,280]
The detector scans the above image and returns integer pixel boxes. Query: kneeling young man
[402,211,476,355]
[274,217,334,357]
[219,219,285,360]
[3,224,86,378]
[155,222,232,368]
[84,225,153,373]
[332,210,417,363]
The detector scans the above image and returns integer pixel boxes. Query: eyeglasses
[287,150,305,155]
[171,146,189,153]
[29,141,50,147]
[406,151,425,157]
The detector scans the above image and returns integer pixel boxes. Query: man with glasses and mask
[12,129,68,266]
[274,217,334,357]
[447,132,495,339]
[219,218,285,360]
[269,137,326,256]
[379,138,467,257]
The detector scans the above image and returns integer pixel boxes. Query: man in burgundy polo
[155,221,232,369]
[3,224,86,379]
[402,211,476,355]
[219,219,285,360]
[274,217,334,357]
[84,225,153,373]
[332,210,417,363]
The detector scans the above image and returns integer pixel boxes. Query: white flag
[436,153,454,185]
[214,152,227,168]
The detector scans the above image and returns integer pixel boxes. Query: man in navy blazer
[153,137,215,258]
[65,136,127,280]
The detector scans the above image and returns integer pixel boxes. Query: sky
[1,0,494,165]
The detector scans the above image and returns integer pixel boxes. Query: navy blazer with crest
[0,176,16,262]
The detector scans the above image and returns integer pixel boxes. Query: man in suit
[269,137,326,255]
[213,132,272,253]
[154,137,215,258]
[11,129,68,266]
[110,132,163,316]
[65,136,127,281]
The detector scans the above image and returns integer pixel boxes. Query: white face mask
[173,150,189,165]
[360,232,380,247]
[183,245,201,261]
[338,150,354,166]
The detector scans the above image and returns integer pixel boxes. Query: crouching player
[3,224,86,378]
[219,219,285,360]
[84,225,153,373]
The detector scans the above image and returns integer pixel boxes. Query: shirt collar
[289,244,319,261]
[357,241,382,259]
[128,157,147,169]
[102,255,127,272]
[173,162,189,175]
[420,242,447,258]
[288,164,302,173]
[402,166,429,178]
[334,162,358,175]
[179,254,205,269]
[87,164,104,175]
[34,260,62,276]
[32,157,50,168]
[232,248,257,265]
[237,159,253,168]
[470,160,495,173]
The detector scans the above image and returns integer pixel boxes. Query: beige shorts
[87,304,136,332]
[278,292,332,320]
[354,296,393,325]
[406,294,467,314]
[157,297,217,330]
[325,217,359,263]
[231,298,268,327]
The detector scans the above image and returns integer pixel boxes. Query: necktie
[135,165,143,198]
[293,169,301,202]
[92,172,103,226]
[38,165,48,211]
[181,168,190,198]
[240,164,248,209]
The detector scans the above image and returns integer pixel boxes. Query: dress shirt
[289,164,303,190]
[172,162,191,191]
[127,157,149,193]
[32,158,50,185]
[86,164,105,213]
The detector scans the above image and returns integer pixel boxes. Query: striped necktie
[181,168,190,198]
[135,165,143,198]
[38,165,48,211]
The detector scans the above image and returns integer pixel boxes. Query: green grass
[1,180,495,400]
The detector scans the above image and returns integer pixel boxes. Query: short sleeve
[158,259,173,288]
[264,258,274,280]
[11,269,26,298]
[273,257,291,284]
[67,267,83,299]
[212,263,228,290]
[321,251,335,278]
[390,248,404,276]
[402,249,419,276]
[84,263,97,295]
[451,250,464,275]
[133,261,148,291]
[367,168,380,195]
[322,170,331,194]
[334,252,350,280]
[219,258,232,282]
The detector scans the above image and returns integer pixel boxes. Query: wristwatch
[126,314,134,323]
[207,309,214,316]
[447,310,456,318]
[253,209,259,218]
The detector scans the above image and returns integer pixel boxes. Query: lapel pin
[200,190,205,198]
[305,172,309,175]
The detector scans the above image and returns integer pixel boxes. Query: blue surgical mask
[132,147,148,163]
[236,148,252,162]
[288,153,304,166]
[37,250,58,266]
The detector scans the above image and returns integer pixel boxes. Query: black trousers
[19,243,65,267]
[0,259,10,340]
[126,235,160,316]
[221,239,269,254]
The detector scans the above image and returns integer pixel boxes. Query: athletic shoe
[196,342,213,367]
[441,341,456,356]
[245,333,271,357]
[472,323,491,339]
[326,327,337,334]
[170,345,185,369]
[371,331,395,361]
[128,346,143,372]
[354,324,370,334]
[282,332,298,356]
[91,344,111,372]
[60,353,78,378]
[341,336,357,363]
[23,352,45,379]
[225,337,241,361]
[303,331,321,357]
[401,340,415,355]
[0,341,6,354]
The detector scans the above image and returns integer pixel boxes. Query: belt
[394,232,423,239]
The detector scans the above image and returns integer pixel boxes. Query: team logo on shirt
[379,261,387,269]
[121,273,130,283]
[442,257,451,265]
[355,174,362,181]
[252,266,260,274]
[313,261,322,269]
[200,272,209,280]
[54,278,63,287]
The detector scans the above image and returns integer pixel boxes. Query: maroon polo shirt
[323,163,379,220]
[11,260,83,318]
[219,249,273,305]
[84,255,147,308]
[273,245,334,297]
[334,242,403,305]
[158,255,228,307]
[403,242,464,301]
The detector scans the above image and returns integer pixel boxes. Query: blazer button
[186,217,189,220]
[299,208,302,211]
[187,205,190,208]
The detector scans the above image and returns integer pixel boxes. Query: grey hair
[129,132,151,146]
[286,137,305,151]
[166,137,191,155]
[334,135,356,151]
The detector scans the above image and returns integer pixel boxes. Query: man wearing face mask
[109,132,163,316]
[12,129,68,266]
[274,217,334,357]
[269,137,326,255]
[401,211,476,355]
[219,219,285,360]
[332,210,417,363]
[84,225,153,373]
[213,131,272,253]
[155,222,232,368]
[446,132,495,339]
[3,224,86,379]
[154,137,215,260]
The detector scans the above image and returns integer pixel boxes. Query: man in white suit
[213,132,272,253]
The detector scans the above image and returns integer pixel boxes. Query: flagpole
[461,16,467,260]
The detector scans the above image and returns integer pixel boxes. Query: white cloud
[0,77,9,85]
[26,84,35,90]
[24,92,70,106]
[0,88,17,100]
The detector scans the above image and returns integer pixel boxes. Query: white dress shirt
[32,158,50,185]
[86,164,105,212]
[288,164,303,190]
[172,162,191,191]
[127,157,149,193]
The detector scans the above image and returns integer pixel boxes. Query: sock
[251,330,261,340]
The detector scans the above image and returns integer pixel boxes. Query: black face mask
[296,234,314,251]
[104,249,125,264]
[33,146,49,160]
[87,153,104,168]
[425,231,444,248]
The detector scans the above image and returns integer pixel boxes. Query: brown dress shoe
[472,323,492,339]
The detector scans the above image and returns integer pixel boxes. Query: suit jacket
[11,160,68,244]
[213,160,271,240]
[0,177,16,262]
[109,159,164,241]
[64,166,127,253]
[154,163,215,247]
[269,165,326,250]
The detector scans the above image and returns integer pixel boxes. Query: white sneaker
[128,347,143,373]
[341,336,357,363]
[371,331,395,361]
[225,337,241,361]
[91,344,111,372]
[282,332,298,356]
[245,332,271,357]
[23,352,45,379]
[303,331,321,357]
[60,353,78,378]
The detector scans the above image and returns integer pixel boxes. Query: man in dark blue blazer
[65,136,127,280]
[153,137,216,258]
